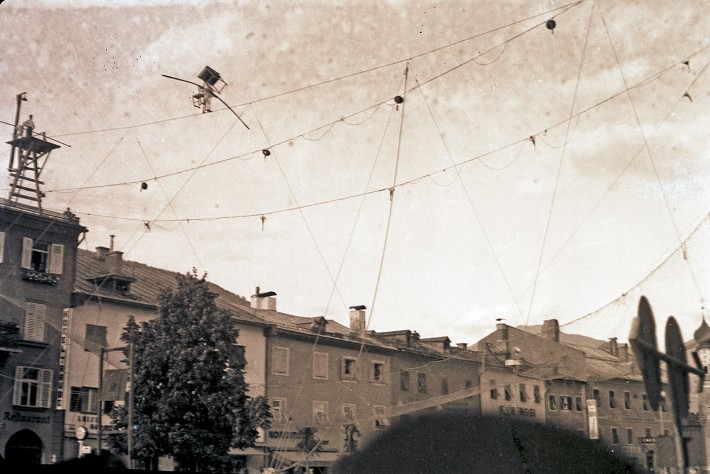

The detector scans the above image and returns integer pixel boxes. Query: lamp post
[97,343,135,468]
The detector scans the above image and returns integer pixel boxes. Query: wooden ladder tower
[6,133,59,212]
[6,93,59,212]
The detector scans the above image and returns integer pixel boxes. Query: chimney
[456,343,468,350]
[95,246,109,260]
[608,337,618,357]
[109,234,115,252]
[349,305,367,335]
[542,319,560,343]
[618,342,629,362]
[496,322,509,355]
[106,251,123,274]
[251,286,277,311]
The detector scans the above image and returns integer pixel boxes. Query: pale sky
[1,0,708,345]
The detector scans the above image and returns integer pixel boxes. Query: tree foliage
[107,269,271,471]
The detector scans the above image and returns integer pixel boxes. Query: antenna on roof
[161,66,250,129]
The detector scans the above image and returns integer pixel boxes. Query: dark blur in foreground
[331,412,639,474]
[0,413,639,474]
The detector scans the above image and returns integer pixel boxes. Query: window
[417,373,427,393]
[272,347,289,375]
[0,231,5,263]
[627,428,634,445]
[611,427,619,444]
[24,301,46,342]
[400,370,410,391]
[13,366,52,408]
[465,380,473,389]
[593,388,600,406]
[312,352,328,380]
[490,380,498,400]
[609,390,617,409]
[22,238,64,274]
[114,279,131,293]
[342,404,355,423]
[642,394,649,411]
[645,428,652,438]
[373,405,389,429]
[624,391,631,410]
[102,400,115,414]
[519,384,527,403]
[230,344,246,369]
[342,357,356,380]
[504,384,512,401]
[371,362,384,383]
[313,401,328,424]
[548,395,557,410]
[560,396,572,411]
[533,385,541,404]
[271,399,285,422]
[69,387,98,413]
[441,378,449,395]
[575,396,583,411]
[85,324,107,353]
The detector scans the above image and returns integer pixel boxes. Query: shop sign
[586,400,598,440]
[639,437,655,443]
[498,406,535,417]
[4,411,50,424]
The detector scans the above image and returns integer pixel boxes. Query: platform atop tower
[6,135,60,156]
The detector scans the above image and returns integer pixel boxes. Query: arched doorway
[5,429,43,464]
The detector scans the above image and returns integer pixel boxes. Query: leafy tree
[107,269,271,471]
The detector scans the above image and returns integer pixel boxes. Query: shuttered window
[21,237,64,274]
[312,352,328,380]
[49,243,64,274]
[13,366,53,408]
[24,301,46,342]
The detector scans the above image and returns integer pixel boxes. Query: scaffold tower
[6,93,59,212]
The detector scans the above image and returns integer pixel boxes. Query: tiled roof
[74,248,264,325]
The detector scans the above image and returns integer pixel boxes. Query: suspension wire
[599,10,707,315]
[411,67,525,321]
[526,2,595,327]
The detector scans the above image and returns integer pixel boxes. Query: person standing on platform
[22,115,34,137]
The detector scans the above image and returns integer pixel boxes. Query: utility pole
[9,92,27,171]
[97,344,135,462]
[127,342,135,469]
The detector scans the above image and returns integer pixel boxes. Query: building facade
[0,200,86,464]
[474,319,693,472]
[63,245,268,470]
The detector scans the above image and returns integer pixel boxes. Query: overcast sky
[1,0,708,345]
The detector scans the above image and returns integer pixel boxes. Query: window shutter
[0,231,5,263]
[49,243,64,274]
[21,237,32,269]
[13,366,23,406]
[24,302,46,342]
[40,369,53,408]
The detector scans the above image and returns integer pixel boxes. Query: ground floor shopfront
[1,409,62,464]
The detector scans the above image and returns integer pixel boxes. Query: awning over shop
[272,450,340,468]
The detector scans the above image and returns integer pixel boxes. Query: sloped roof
[74,248,264,324]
